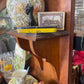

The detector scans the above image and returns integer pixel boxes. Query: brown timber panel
[59,36,69,84]
[7,30,69,41]
[29,56,58,84]
[45,0,60,11]
[33,38,60,78]
[0,0,6,12]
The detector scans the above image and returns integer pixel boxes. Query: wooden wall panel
[45,0,60,11]
[0,0,6,12]
[33,38,60,78]
[59,36,69,84]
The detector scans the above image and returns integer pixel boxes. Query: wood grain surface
[6,0,75,84]
[7,30,69,41]
[0,0,6,12]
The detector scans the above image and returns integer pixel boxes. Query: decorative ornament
[6,0,45,27]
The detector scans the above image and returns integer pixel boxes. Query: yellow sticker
[17,28,57,33]
[0,60,3,64]
[4,64,12,72]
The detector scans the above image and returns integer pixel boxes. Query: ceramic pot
[6,0,45,27]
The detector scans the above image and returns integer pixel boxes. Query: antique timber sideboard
[7,0,75,84]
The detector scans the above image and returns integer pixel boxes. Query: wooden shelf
[6,0,75,83]
[74,31,84,37]
[7,30,69,41]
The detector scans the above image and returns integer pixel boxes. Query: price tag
[0,60,3,64]
[4,64,12,72]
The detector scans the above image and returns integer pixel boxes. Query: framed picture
[38,12,65,30]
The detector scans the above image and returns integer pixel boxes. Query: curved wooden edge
[16,37,31,51]
[29,40,37,56]
[14,36,58,83]
[29,40,43,69]
[16,37,43,69]
[29,55,58,84]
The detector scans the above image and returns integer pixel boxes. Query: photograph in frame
[38,12,65,30]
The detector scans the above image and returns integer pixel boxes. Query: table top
[7,30,69,41]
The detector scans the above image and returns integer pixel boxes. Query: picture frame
[38,12,65,30]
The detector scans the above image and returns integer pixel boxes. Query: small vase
[6,0,45,27]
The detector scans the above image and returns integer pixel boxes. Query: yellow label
[0,60,3,64]
[4,64,12,72]
[17,28,57,33]
[0,61,7,65]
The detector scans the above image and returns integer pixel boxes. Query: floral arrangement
[73,35,84,70]
[73,50,84,70]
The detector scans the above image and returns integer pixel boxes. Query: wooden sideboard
[0,0,75,83]
[8,0,75,84]
[8,30,70,84]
